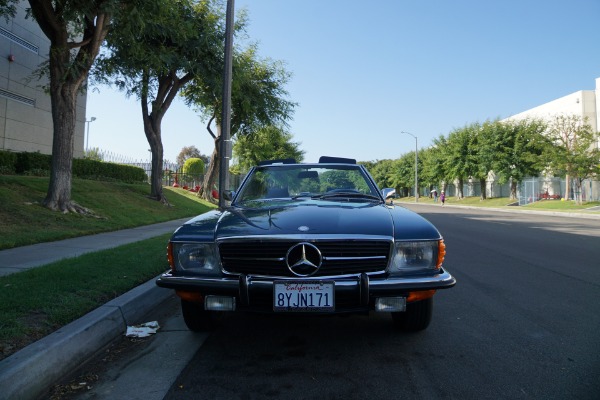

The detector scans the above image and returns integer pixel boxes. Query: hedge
[0,150,147,183]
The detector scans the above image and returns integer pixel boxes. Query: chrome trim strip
[215,235,393,242]
[323,256,386,261]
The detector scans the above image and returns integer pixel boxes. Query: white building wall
[0,1,86,158]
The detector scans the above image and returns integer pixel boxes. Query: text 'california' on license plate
[274,280,335,312]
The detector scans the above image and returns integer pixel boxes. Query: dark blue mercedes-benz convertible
[156,156,455,331]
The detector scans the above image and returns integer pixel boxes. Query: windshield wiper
[313,192,382,202]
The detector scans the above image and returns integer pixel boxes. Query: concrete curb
[0,277,172,400]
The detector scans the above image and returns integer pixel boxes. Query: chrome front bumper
[156,269,456,312]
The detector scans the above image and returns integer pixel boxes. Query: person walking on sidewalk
[440,191,446,206]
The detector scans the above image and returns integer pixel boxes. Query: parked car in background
[157,157,455,332]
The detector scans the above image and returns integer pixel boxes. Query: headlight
[388,240,445,274]
[170,243,220,275]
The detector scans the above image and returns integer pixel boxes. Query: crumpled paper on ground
[125,321,160,338]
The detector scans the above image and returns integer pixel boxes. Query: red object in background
[212,189,219,199]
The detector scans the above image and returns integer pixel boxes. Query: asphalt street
[0,205,600,399]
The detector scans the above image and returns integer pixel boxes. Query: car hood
[216,203,393,237]
[172,203,441,242]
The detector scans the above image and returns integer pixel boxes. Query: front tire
[391,298,433,331]
[181,299,222,332]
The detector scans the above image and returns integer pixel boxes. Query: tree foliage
[183,44,297,202]
[182,157,205,176]
[94,0,223,204]
[177,145,210,167]
[231,125,304,174]
[366,119,553,201]
[544,115,600,204]
[2,0,127,213]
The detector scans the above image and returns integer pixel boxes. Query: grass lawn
[0,175,216,360]
[0,235,171,360]
[0,175,215,250]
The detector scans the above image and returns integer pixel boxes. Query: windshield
[234,164,381,204]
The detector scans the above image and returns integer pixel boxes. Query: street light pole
[401,131,418,203]
[85,117,96,152]
[218,0,234,208]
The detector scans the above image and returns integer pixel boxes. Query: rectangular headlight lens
[173,243,220,275]
[389,241,441,274]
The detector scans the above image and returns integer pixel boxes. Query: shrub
[182,158,205,175]
[0,150,146,183]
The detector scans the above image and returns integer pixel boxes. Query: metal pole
[85,117,96,152]
[401,131,418,202]
[415,136,418,202]
[219,0,234,208]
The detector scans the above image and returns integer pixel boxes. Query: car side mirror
[381,188,396,199]
[222,190,235,201]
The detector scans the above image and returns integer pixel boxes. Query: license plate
[274,280,334,312]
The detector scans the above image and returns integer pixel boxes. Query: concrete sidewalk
[0,218,191,277]
[0,218,191,400]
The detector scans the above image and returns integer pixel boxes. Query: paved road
[61,206,600,400]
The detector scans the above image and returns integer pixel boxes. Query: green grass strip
[0,234,171,359]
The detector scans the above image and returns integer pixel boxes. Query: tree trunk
[480,178,487,200]
[510,180,518,200]
[42,46,90,214]
[200,138,220,203]
[574,177,582,205]
[199,124,221,203]
[143,116,168,204]
[456,178,464,199]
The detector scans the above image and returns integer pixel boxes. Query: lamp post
[218,0,234,208]
[85,117,96,152]
[401,131,418,202]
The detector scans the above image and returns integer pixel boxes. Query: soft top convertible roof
[258,156,357,166]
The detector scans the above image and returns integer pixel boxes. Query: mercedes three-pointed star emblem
[286,242,323,277]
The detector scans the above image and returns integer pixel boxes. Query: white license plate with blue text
[274,281,335,312]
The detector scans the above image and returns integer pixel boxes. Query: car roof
[258,156,357,166]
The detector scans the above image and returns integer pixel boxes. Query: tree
[490,119,548,199]
[473,120,501,199]
[84,147,103,162]
[418,147,440,195]
[183,45,296,202]
[544,115,600,204]
[177,145,209,167]
[442,126,476,199]
[368,159,396,192]
[2,0,123,212]
[95,0,223,203]
[182,158,205,176]
[231,125,304,174]
[393,153,418,196]
[427,135,450,193]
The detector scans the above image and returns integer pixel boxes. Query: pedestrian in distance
[433,190,438,202]
[440,191,445,206]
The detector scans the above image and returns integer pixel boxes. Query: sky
[86,0,600,165]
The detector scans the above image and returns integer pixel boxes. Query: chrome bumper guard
[156,269,456,310]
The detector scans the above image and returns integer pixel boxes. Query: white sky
[86,0,600,164]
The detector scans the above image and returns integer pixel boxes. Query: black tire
[180,299,222,332]
[391,298,433,332]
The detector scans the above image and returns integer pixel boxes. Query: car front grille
[218,239,391,277]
